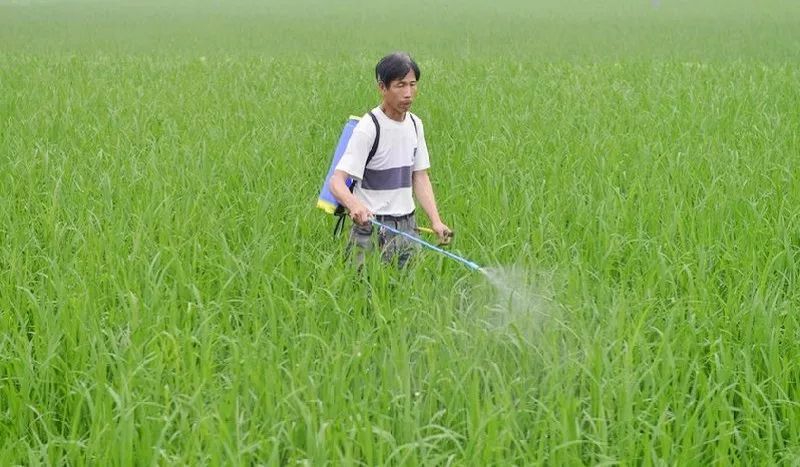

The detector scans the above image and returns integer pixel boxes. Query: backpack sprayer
[317,115,362,216]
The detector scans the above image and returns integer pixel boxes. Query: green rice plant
[1,0,799,465]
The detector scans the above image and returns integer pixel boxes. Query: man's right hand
[349,203,373,225]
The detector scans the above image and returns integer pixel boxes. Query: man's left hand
[431,221,452,245]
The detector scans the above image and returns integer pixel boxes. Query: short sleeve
[413,117,431,172]
[335,116,377,180]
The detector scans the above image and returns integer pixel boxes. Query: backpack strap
[364,111,380,170]
[332,210,347,237]
[333,112,381,237]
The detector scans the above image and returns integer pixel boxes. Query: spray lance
[370,219,488,276]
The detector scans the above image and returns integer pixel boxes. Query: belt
[375,210,415,222]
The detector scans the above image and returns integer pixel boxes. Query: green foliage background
[1,1,799,464]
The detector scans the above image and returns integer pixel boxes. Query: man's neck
[380,104,405,122]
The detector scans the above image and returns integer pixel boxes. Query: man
[329,52,450,268]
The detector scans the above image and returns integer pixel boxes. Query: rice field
[1,0,799,464]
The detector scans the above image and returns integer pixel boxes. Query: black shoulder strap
[352,111,380,192]
[365,111,380,169]
[409,113,418,138]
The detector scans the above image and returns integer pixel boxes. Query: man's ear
[377,80,387,92]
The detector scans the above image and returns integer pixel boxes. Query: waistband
[375,210,415,222]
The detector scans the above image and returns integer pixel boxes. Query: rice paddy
[1,0,799,464]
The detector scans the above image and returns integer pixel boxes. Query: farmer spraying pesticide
[327,52,452,268]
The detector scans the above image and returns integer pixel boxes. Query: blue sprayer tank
[317,115,361,214]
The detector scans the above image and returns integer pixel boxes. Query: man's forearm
[412,170,442,224]
[329,171,361,211]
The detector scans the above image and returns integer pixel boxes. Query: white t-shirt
[335,107,431,216]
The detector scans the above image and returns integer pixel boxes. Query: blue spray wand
[370,219,486,275]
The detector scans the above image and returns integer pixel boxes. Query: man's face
[379,69,417,115]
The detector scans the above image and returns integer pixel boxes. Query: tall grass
[1,0,799,464]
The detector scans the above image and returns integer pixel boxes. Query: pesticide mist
[477,266,556,338]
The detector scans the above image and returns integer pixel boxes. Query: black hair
[375,52,420,87]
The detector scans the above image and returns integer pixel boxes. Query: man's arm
[412,169,451,243]
[329,170,372,225]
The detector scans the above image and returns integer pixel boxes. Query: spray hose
[370,219,484,273]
